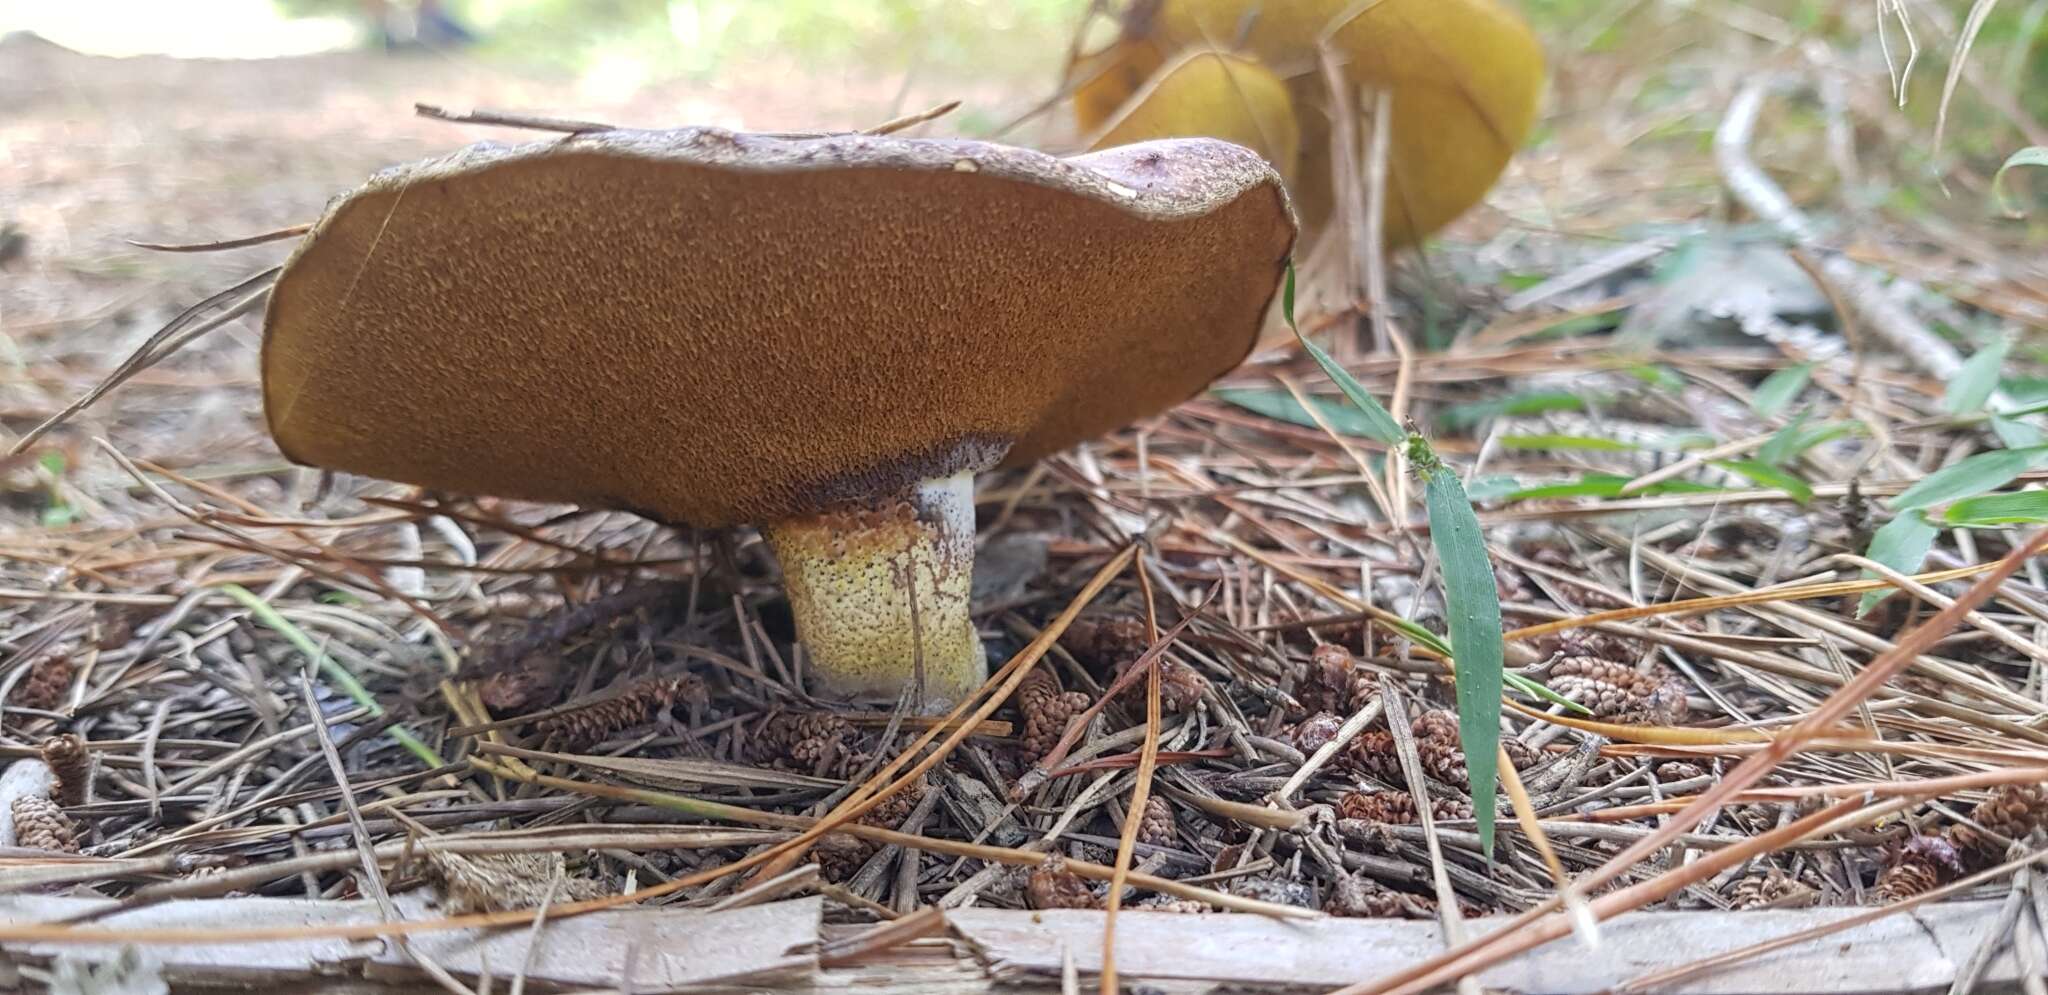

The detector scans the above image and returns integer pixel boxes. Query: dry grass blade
[1931,0,2005,189]
[862,99,962,135]
[125,223,312,253]
[7,267,277,456]
[1099,559,1165,995]
[413,103,618,134]
[1497,746,1570,898]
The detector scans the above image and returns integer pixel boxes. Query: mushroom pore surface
[262,128,1295,530]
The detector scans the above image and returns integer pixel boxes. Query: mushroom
[263,127,1295,710]
[1086,50,1302,194]
[1064,0,1545,248]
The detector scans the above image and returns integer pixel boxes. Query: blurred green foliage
[278,0,1087,79]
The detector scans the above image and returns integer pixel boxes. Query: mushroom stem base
[763,471,986,712]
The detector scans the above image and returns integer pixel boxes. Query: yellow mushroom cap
[1086,49,1302,193]
[1070,34,1170,136]
[262,127,1296,528]
[1074,0,1546,248]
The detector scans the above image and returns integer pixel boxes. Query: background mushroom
[262,127,1295,711]
[1084,49,1302,194]
[1064,0,1546,250]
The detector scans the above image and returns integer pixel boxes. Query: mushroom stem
[763,470,986,711]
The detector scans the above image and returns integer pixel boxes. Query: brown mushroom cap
[263,127,1294,527]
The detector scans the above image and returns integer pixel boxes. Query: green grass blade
[1437,391,1594,431]
[1943,339,2010,416]
[1421,462,1504,856]
[1710,459,1814,505]
[1503,473,1726,502]
[1992,416,2047,449]
[1464,475,1524,502]
[1888,446,2048,512]
[1758,416,1856,468]
[1944,490,2048,526]
[218,583,447,769]
[1377,610,1452,658]
[1212,388,1389,438]
[1281,264,1406,447]
[1499,434,1639,452]
[1856,513,1939,617]
[1993,146,2048,217]
[1751,362,1813,417]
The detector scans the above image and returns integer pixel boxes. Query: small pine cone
[1026,856,1098,910]
[1727,867,1817,910]
[1872,856,1940,903]
[1324,874,1428,918]
[860,774,928,828]
[1339,790,1415,824]
[1061,615,1148,668]
[1536,630,1635,663]
[1726,871,1769,910]
[424,851,608,913]
[815,833,877,882]
[14,654,73,711]
[1337,790,1472,825]
[1970,783,2048,846]
[1548,657,1638,715]
[1657,761,1708,782]
[755,713,863,778]
[1111,657,1208,713]
[1291,712,1346,756]
[10,796,78,853]
[1018,666,1060,716]
[1296,645,1380,717]
[1137,796,1176,847]
[1501,736,1540,771]
[1345,728,1397,777]
[536,676,700,749]
[1548,657,1688,725]
[632,674,706,712]
[478,653,563,713]
[1637,677,1690,727]
[1156,659,1207,712]
[1296,644,1358,716]
[1348,717,1529,787]
[40,734,90,807]
[1138,896,1210,913]
[1874,835,1962,902]
[1412,708,1460,742]
[1020,670,1092,760]
[1414,728,1469,786]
